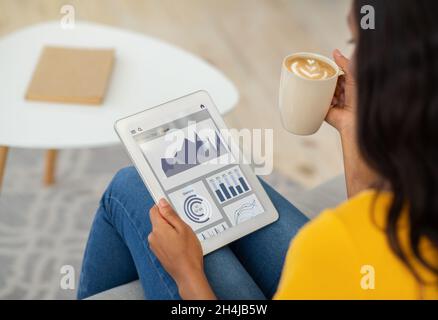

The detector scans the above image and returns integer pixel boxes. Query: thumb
[333,49,349,70]
[157,198,184,230]
[333,49,355,84]
[325,105,344,129]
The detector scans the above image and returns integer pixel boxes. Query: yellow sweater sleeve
[274,210,362,299]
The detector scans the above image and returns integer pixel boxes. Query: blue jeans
[77,167,308,300]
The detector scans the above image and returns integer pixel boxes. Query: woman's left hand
[148,198,216,299]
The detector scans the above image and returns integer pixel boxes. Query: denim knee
[107,166,140,193]
[100,166,153,220]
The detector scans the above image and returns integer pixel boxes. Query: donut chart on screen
[183,194,212,223]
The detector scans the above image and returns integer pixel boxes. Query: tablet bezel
[115,90,279,255]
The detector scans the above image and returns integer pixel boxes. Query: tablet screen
[132,105,266,241]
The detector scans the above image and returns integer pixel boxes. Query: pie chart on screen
[183,195,212,223]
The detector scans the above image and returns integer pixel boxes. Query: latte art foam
[287,57,336,80]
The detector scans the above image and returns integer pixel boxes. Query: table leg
[0,146,9,191]
[44,149,58,186]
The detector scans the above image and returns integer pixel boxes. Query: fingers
[149,205,165,228]
[148,204,173,251]
[147,231,165,260]
[331,76,345,107]
[157,198,185,231]
[325,106,343,128]
[148,205,171,255]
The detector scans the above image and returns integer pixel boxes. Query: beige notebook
[25,46,115,105]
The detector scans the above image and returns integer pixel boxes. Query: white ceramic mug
[279,52,343,135]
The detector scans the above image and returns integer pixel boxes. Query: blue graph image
[208,166,251,203]
[161,132,227,177]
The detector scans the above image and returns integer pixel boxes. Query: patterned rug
[0,146,301,299]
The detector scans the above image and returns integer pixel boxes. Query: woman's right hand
[326,49,357,135]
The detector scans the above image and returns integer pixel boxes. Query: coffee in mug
[286,56,337,80]
[279,52,343,135]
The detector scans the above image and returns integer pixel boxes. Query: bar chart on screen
[207,166,251,203]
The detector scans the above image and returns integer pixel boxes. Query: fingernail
[159,198,169,207]
[334,49,342,57]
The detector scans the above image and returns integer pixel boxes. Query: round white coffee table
[0,21,239,189]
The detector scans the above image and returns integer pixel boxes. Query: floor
[0,0,351,188]
[0,147,304,299]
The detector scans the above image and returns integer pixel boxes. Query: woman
[78,0,438,299]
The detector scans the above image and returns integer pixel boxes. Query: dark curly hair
[354,0,438,282]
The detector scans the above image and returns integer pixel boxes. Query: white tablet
[115,90,279,255]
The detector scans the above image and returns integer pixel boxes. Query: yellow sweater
[274,190,438,299]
